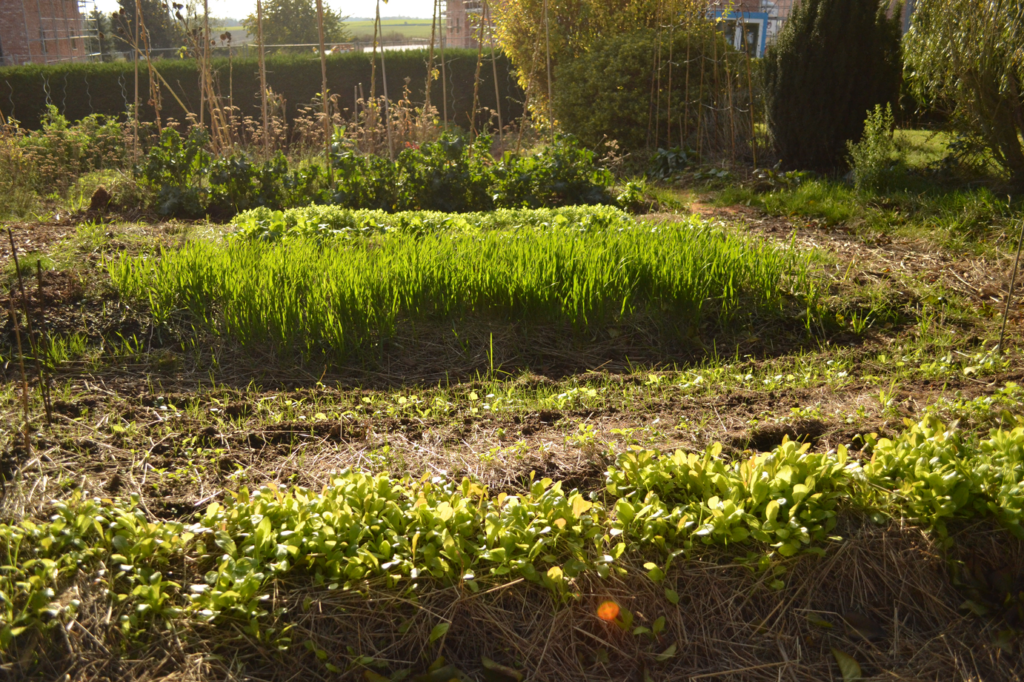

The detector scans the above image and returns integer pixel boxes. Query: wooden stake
[426,0,438,125]
[257,0,269,157]
[684,33,690,144]
[543,0,553,133]
[998,216,1024,353]
[6,294,30,455]
[34,261,52,426]
[377,2,394,161]
[696,35,705,162]
[743,21,757,167]
[133,3,139,163]
[487,0,503,142]
[315,0,333,186]
[666,23,674,148]
[440,2,448,127]
[471,8,484,136]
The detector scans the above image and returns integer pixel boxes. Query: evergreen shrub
[763,0,902,171]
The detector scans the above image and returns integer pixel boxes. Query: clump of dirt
[735,418,827,451]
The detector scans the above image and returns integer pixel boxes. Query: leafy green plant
[648,147,695,180]
[397,133,496,212]
[494,135,613,208]
[138,127,212,217]
[847,104,906,191]
[4,409,1024,651]
[753,162,812,192]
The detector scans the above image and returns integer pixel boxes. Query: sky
[91,0,436,21]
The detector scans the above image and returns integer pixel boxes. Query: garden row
[3,400,1023,648]
[142,129,617,217]
[110,207,815,358]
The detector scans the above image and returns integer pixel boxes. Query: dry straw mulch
[9,522,1022,681]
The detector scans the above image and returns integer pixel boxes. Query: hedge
[0,49,524,131]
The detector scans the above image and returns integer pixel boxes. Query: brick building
[0,0,88,66]
[444,0,490,50]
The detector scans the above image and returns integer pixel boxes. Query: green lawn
[347,19,437,40]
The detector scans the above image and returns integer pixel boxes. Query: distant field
[348,18,436,39]
[209,20,436,44]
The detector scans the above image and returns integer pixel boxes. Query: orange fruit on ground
[597,601,620,621]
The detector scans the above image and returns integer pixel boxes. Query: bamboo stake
[696,37,705,162]
[6,293,30,455]
[725,37,735,163]
[654,19,663,148]
[315,0,333,186]
[440,2,448,127]
[228,34,234,140]
[34,261,52,426]
[543,0,553,133]
[471,8,485,136]
[133,4,139,163]
[426,0,438,124]
[487,0,503,142]
[684,33,690,144]
[743,21,756,167]
[376,2,394,161]
[666,23,674,148]
[712,31,719,156]
[257,0,269,157]
[370,5,379,153]
[135,0,160,132]
[998,215,1024,353]
[199,1,205,127]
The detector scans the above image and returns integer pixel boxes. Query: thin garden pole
[684,33,690,144]
[135,0,160,132]
[6,293,30,454]
[696,38,705,162]
[315,0,333,186]
[543,0,553,133]
[666,23,674,148]
[370,5,379,152]
[257,0,269,157]
[744,22,757,167]
[426,0,438,122]
[998,216,1024,353]
[202,0,211,128]
[712,30,720,156]
[725,36,735,163]
[377,2,395,161]
[655,27,663,148]
[487,0,503,142]
[471,9,485,136]
[440,3,448,126]
[133,4,139,163]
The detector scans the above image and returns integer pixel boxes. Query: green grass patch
[111,209,816,360]
[348,19,436,40]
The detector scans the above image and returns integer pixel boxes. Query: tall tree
[762,0,902,172]
[242,0,351,46]
[113,0,183,51]
[904,0,1024,187]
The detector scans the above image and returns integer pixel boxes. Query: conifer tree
[763,0,902,171]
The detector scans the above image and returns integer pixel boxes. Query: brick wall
[0,0,87,66]
[445,0,489,50]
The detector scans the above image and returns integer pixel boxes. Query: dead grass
[5,523,1020,681]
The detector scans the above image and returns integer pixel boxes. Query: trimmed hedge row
[0,49,523,130]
